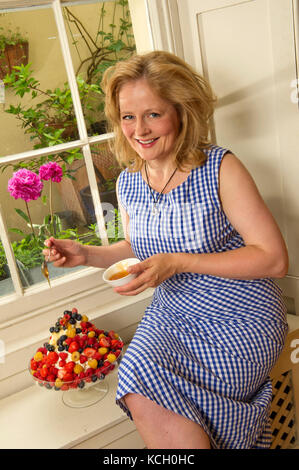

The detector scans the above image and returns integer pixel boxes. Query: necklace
[144,163,178,215]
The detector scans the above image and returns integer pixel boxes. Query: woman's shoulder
[202,144,231,162]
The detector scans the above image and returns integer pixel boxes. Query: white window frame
[0,0,126,319]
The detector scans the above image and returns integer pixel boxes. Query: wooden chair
[270,328,299,449]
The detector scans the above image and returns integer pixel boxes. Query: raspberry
[79,355,88,364]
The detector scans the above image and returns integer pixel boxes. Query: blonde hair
[102,50,216,171]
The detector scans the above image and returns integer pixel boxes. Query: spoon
[41,252,51,288]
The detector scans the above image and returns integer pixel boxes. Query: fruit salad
[29,308,123,391]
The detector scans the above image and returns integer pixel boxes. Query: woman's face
[118,78,180,165]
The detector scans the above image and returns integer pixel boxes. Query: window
[0,0,135,318]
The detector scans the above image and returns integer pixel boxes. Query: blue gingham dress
[116,145,288,449]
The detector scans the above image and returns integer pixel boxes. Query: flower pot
[0,41,29,79]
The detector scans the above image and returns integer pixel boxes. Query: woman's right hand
[43,237,87,268]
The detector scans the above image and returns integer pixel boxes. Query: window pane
[90,141,124,243]
[0,236,14,296]
[63,0,136,136]
[0,6,77,158]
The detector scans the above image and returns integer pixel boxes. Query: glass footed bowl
[29,343,123,409]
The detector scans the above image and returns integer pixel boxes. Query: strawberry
[47,374,56,384]
[83,347,96,358]
[68,341,79,354]
[59,360,66,368]
[40,366,48,378]
[65,361,75,372]
[30,359,38,370]
[63,371,74,383]
[47,351,59,364]
[59,352,68,361]
[72,308,78,314]
[99,336,110,348]
[57,369,67,380]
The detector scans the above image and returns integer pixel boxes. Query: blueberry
[78,348,83,353]
[55,321,60,327]
[49,327,55,333]
[104,331,109,336]
[58,345,65,351]
[97,360,104,367]
[45,383,52,389]
[69,318,76,325]
[98,374,105,380]
[64,310,72,315]
[76,328,82,334]
[76,314,82,321]
[78,381,85,389]
[60,335,67,342]
[91,375,98,382]
[48,345,55,352]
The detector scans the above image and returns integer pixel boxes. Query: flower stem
[49,179,55,236]
[25,200,36,240]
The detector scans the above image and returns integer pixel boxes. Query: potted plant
[0,26,28,79]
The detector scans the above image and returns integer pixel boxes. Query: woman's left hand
[114,253,178,296]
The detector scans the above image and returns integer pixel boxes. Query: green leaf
[15,208,30,223]
[9,228,25,235]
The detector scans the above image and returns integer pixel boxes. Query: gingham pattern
[116,145,288,449]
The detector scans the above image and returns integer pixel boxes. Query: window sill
[0,346,145,449]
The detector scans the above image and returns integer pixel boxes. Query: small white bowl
[102,258,141,287]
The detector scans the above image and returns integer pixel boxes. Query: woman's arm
[115,154,288,295]
[175,153,288,279]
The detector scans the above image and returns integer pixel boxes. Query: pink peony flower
[8,169,43,202]
[39,162,63,183]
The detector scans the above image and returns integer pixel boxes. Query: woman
[44,51,289,449]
